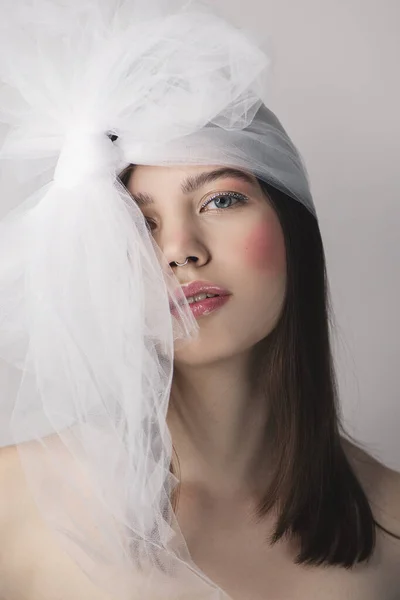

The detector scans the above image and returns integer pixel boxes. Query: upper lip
[181,281,231,300]
[169,281,231,309]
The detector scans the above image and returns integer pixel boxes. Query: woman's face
[128,164,286,366]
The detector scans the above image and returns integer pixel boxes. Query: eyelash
[201,191,248,211]
[145,191,248,230]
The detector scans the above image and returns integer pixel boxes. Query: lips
[181,281,231,300]
[169,280,231,311]
[186,294,231,319]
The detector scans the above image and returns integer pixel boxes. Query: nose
[156,214,210,270]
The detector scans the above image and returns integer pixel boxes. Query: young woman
[0,1,398,599]
[120,162,400,598]
[0,165,399,600]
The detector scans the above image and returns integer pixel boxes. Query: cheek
[241,220,286,273]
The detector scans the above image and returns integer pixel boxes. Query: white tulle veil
[0,0,316,597]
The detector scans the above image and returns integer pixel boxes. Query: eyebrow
[130,167,257,207]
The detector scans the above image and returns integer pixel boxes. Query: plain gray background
[214,0,399,469]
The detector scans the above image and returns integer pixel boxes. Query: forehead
[127,164,261,207]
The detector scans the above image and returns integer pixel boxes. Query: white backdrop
[214,0,400,469]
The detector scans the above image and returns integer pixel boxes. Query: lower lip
[171,295,231,319]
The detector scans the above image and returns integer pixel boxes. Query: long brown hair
[119,166,398,569]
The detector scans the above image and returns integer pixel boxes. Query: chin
[172,331,266,368]
[172,301,282,367]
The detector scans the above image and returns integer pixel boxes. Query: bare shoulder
[0,443,198,600]
[341,436,400,565]
[341,437,400,521]
[0,443,30,524]
[0,443,113,600]
[0,444,38,598]
[0,442,23,477]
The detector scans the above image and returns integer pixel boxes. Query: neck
[167,351,269,497]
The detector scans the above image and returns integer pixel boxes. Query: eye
[144,218,157,231]
[143,191,248,232]
[201,191,248,211]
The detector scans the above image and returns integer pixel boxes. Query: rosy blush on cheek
[241,220,286,272]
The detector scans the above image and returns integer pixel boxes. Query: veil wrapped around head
[0,0,315,597]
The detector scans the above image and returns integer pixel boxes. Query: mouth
[170,280,231,318]
[185,294,231,319]
[185,291,221,304]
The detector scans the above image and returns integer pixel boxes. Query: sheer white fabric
[0,0,315,597]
